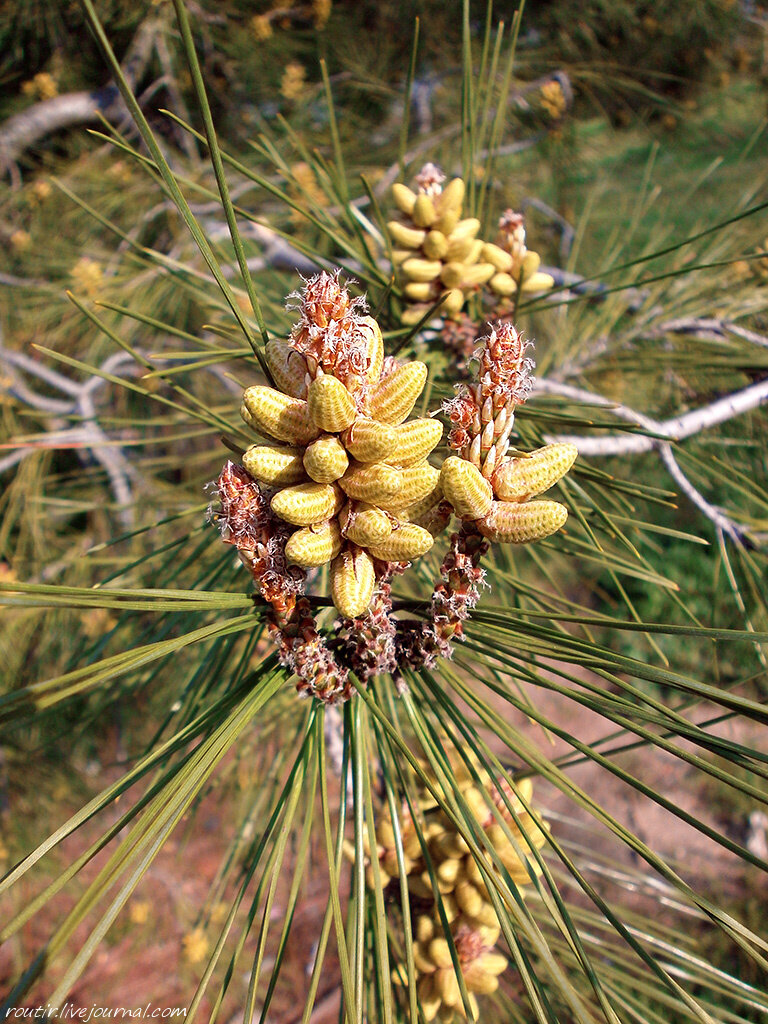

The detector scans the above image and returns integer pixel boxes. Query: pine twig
[657,443,748,545]
[0,341,140,530]
[538,377,768,457]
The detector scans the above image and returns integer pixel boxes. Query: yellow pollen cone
[478,499,568,543]
[285,519,342,567]
[521,270,555,293]
[241,387,319,446]
[427,938,453,970]
[387,221,427,249]
[340,462,403,503]
[437,177,465,216]
[366,522,434,562]
[412,193,437,228]
[359,315,384,383]
[341,418,396,462]
[385,418,443,467]
[271,482,343,526]
[492,443,577,502]
[405,281,436,302]
[488,272,517,297]
[331,546,376,618]
[265,339,309,398]
[481,242,514,272]
[367,362,427,424]
[381,462,441,512]
[303,435,349,483]
[440,457,494,520]
[423,230,449,260]
[242,445,306,486]
[307,375,357,432]
[392,183,417,215]
[402,257,443,283]
[340,503,393,547]
[440,289,465,315]
[450,217,480,241]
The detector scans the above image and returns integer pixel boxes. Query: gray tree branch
[0,15,161,177]
[538,377,768,457]
[535,376,767,543]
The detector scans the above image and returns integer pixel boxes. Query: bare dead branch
[0,15,161,177]
[539,377,768,457]
[535,375,767,543]
[657,443,747,544]
[0,341,141,530]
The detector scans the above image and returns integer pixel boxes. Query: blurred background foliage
[1,0,768,1019]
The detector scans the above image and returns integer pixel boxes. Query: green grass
[496,78,768,267]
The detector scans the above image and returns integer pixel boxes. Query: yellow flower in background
[70,257,103,298]
[312,0,332,28]
[753,238,768,281]
[32,180,52,203]
[210,901,229,925]
[10,230,31,253]
[281,62,306,102]
[107,160,133,184]
[21,72,58,100]
[250,13,273,40]
[128,900,151,925]
[288,161,327,222]
[540,79,566,120]
[81,606,118,639]
[182,926,209,965]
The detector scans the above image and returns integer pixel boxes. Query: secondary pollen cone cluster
[491,209,556,299]
[238,271,443,620]
[388,163,497,325]
[359,753,547,1023]
[387,164,556,324]
[441,321,577,545]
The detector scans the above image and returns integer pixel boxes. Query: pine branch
[539,377,768,457]
[537,375,768,543]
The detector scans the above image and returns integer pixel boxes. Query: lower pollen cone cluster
[355,752,547,1023]
[237,272,444,619]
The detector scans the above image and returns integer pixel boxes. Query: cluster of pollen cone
[216,269,578,700]
[238,271,444,619]
[358,752,547,1022]
[388,163,555,325]
[440,321,577,547]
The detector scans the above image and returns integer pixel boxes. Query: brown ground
[1,669,765,1019]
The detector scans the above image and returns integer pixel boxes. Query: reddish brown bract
[215,460,268,548]
[476,321,534,409]
[288,270,373,388]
